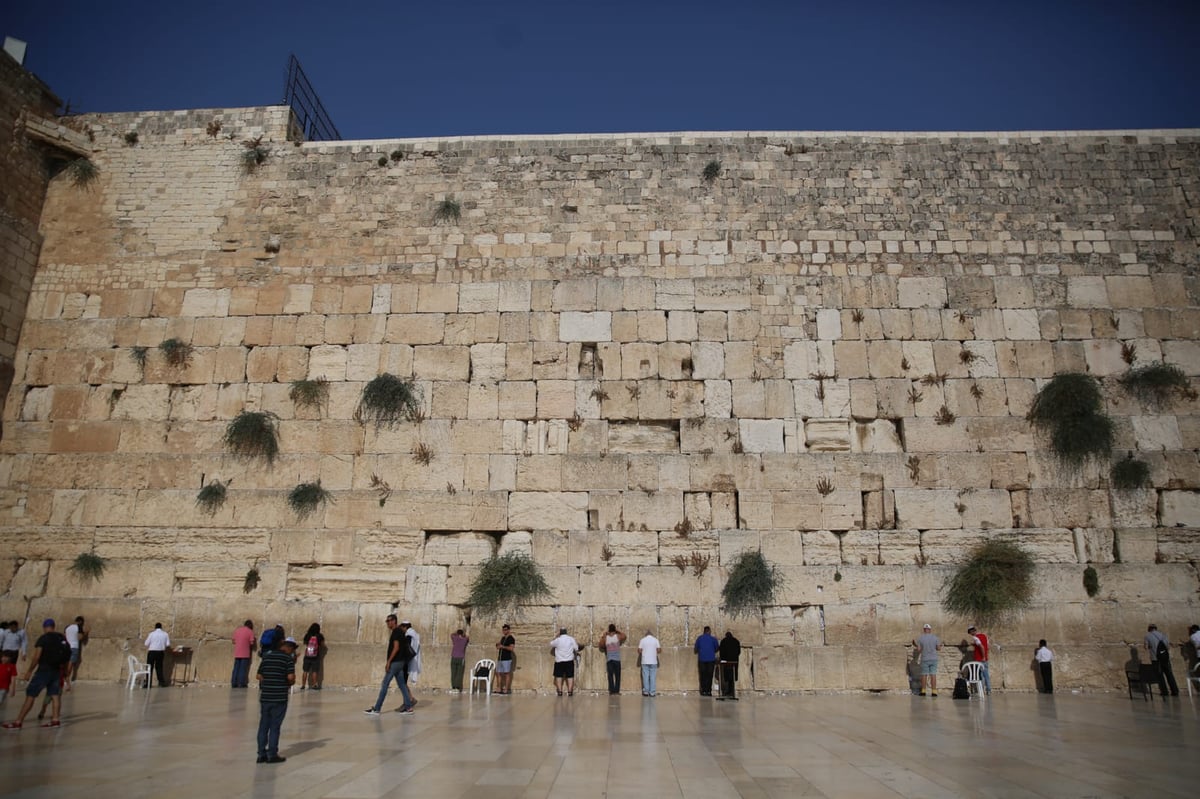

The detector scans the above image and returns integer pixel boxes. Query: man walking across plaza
[256,636,295,763]
[638,629,661,697]
[232,620,255,688]
[965,625,990,695]
[2,619,68,729]
[1144,624,1179,697]
[693,625,719,696]
[495,624,516,695]
[550,627,580,696]
[364,615,414,715]
[144,622,171,687]
[915,624,941,697]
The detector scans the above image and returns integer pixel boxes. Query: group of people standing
[1,616,88,729]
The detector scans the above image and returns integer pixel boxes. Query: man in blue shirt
[693,626,720,697]
[256,637,296,763]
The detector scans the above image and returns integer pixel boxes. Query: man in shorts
[495,624,515,695]
[915,623,942,697]
[2,619,68,729]
[549,627,580,696]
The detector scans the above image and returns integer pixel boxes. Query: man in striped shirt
[256,637,296,763]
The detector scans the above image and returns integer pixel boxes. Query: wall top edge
[66,106,1200,147]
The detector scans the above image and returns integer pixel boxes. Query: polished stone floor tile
[0,686,1197,798]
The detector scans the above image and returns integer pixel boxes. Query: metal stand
[716,660,738,701]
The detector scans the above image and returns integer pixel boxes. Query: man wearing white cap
[914,624,941,697]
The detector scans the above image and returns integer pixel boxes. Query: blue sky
[5,1,1199,139]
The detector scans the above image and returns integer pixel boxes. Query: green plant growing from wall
[158,338,193,368]
[195,479,228,514]
[289,378,329,412]
[357,373,421,428]
[466,552,551,619]
[243,566,261,594]
[241,136,269,171]
[124,131,139,146]
[1082,566,1100,598]
[223,411,280,465]
[377,155,389,167]
[288,480,333,520]
[65,156,99,187]
[70,552,107,583]
[702,160,721,183]
[720,550,780,617]
[1026,372,1113,471]
[433,198,461,224]
[1119,362,1191,408]
[942,540,1034,626]
[130,346,148,369]
[1110,455,1151,489]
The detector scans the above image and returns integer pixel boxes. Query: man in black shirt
[717,631,742,701]
[256,637,296,763]
[364,614,414,714]
[2,619,68,730]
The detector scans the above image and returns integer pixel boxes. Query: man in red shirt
[232,620,256,688]
[967,625,990,694]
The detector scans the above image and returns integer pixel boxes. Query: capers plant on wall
[1026,372,1113,472]
[942,540,1035,627]
[357,374,421,428]
[223,411,280,465]
[466,552,551,619]
[720,550,780,617]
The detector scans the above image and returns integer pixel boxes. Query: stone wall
[2,106,1199,692]
[0,51,62,432]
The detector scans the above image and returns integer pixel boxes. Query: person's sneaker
[256,756,267,764]
[266,756,287,764]
[363,708,380,715]
[40,720,61,728]
[918,691,926,697]
[410,698,419,707]
[398,707,415,714]
[931,692,938,698]
[1,722,20,731]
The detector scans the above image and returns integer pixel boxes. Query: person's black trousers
[698,660,715,695]
[1157,654,1179,696]
[147,650,167,686]
[1039,661,1053,694]
[606,660,621,694]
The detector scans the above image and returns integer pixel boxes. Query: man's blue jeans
[231,657,251,687]
[981,662,991,694]
[641,664,657,696]
[257,700,288,758]
[372,661,412,711]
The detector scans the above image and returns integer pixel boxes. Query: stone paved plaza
[0,684,1196,798]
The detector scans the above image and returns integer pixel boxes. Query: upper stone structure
[1,105,1198,692]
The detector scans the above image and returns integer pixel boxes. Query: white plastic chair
[1186,662,1200,697]
[469,659,495,696]
[128,655,152,689]
[960,661,986,698]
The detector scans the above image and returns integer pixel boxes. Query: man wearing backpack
[2,619,68,729]
[364,615,414,715]
[1144,624,1179,697]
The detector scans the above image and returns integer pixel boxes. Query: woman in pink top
[231,620,256,688]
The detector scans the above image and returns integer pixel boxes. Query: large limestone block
[382,491,508,531]
[559,311,612,342]
[694,278,751,311]
[738,419,785,453]
[897,277,947,308]
[0,527,95,559]
[172,562,253,598]
[608,421,679,453]
[1109,489,1157,528]
[1027,490,1111,529]
[1157,528,1200,563]
[405,564,447,604]
[423,531,498,565]
[878,529,921,566]
[622,490,684,531]
[605,530,659,565]
[852,419,902,453]
[93,528,272,562]
[509,492,588,531]
[893,489,965,529]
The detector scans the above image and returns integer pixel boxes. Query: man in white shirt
[0,621,21,660]
[638,630,662,697]
[64,616,87,681]
[549,628,580,696]
[144,623,171,687]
